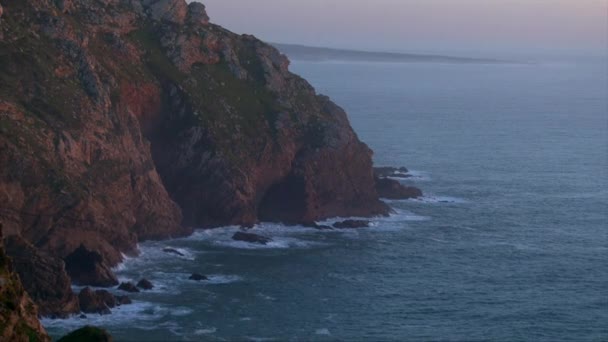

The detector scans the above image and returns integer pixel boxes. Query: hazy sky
[194,0,607,55]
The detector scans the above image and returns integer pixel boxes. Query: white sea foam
[408,195,468,204]
[194,327,217,335]
[41,301,188,331]
[315,328,332,335]
[389,169,431,181]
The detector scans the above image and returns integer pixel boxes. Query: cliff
[0,0,392,314]
[0,228,50,341]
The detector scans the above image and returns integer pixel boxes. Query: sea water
[44,57,608,341]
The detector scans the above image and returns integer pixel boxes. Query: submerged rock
[117,282,140,293]
[232,232,272,245]
[188,273,208,281]
[302,222,333,230]
[136,278,154,290]
[57,326,113,342]
[374,178,422,199]
[373,166,411,179]
[333,220,370,229]
[64,245,119,287]
[162,247,185,257]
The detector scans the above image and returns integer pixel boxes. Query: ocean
[44,57,608,341]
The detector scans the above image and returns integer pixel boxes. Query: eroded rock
[117,282,140,293]
[4,235,80,318]
[375,178,422,199]
[78,288,111,315]
[64,245,119,287]
[232,231,272,245]
[136,278,153,290]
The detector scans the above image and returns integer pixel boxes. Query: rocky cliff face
[0,0,388,301]
[0,229,50,341]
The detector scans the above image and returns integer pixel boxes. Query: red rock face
[0,0,389,297]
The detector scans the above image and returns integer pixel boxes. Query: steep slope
[0,228,50,342]
[0,0,388,295]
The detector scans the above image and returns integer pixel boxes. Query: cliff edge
[0,0,390,311]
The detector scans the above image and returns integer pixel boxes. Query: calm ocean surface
[45,58,608,341]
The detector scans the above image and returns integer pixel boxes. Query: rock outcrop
[0,229,50,341]
[0,0,393,309]
[77,288,111,315]
[374,178,422,199]
[64,245,118,287]
[57,326,113,342]
[4,235,80,318]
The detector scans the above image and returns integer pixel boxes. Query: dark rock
[79,314,87,319]
[373,166,411,179]
[4,235,80,318]
[0,226,50,342]
[94,290,117,308]
[57,326,113,342]
[333,220,370,229]
[232,231,272,245]
[162,247,185,257]
[374,178,423,199]
[187,2,210,26]
[136,278,154,290]
[302,222,333,230]
[78,288,111,315]
[117,282,140,293]
[189,273,208,281]
[64,245,119,287]
[115,295,132,305]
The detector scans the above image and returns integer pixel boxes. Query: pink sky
[194,0,607,54]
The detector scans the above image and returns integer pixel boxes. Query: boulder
[232,231,272,245]
[187,2,209,26]
[116,295,132,305]
[333,220,370,229]
[78,288,111,315]
[374,177,422,199]
[4,235,80,318]
[136,278,153,290]
[0,4,3,19]
[188,273,208,281]
[117,282,140,293]
[94,290,117,308]
[64,245,119,287]
[57,326,113,342]
[373,166,411,179]
[302,222,333,230]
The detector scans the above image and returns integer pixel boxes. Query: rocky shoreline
[0,0,421,339]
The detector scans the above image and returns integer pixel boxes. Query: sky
[193,0,608,57]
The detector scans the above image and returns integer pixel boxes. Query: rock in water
[78,288,111,315]
[115,295,132,305]
[189,273,208,281]
[118,282,140,293]
[57,326,113,342]
[136,278,154,290]
[4,235,80,318]
[64,245,118,287]
[232,232,273,245]
[333,220,370,229]
[373,166,411,178]
[374,178,423,199]
[162,247,185,257]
